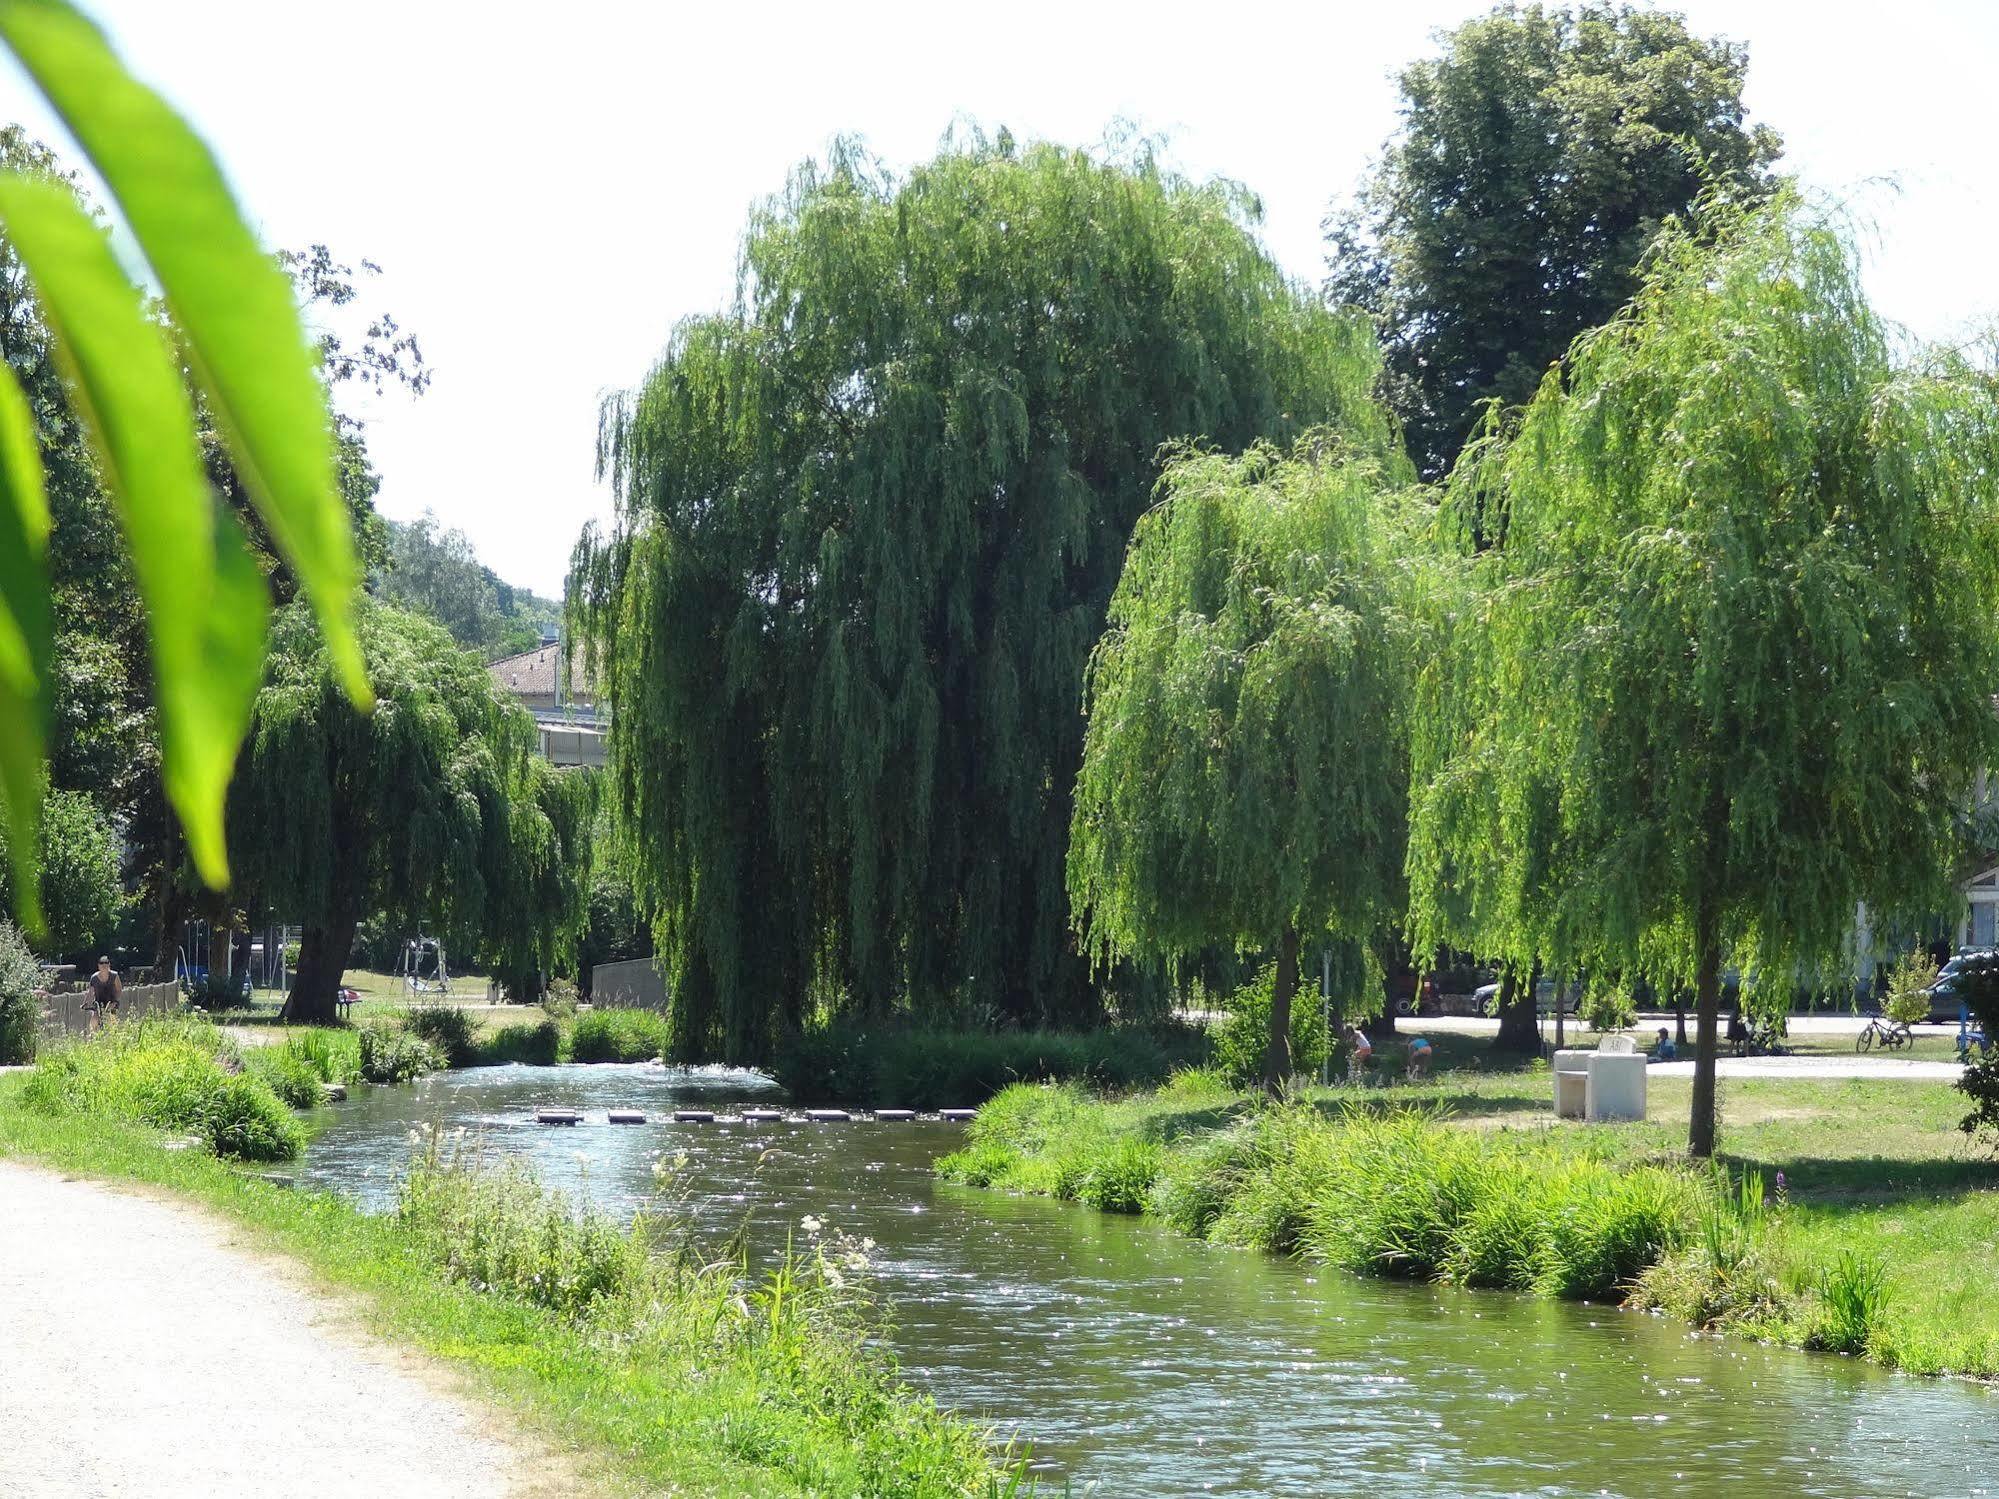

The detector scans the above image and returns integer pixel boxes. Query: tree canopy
[1406,192,1999,1154]
[572,131,1385,1058]
[1068,432,1423,1088]
[378,510,560,661]
[1328,2,1781,479]
[229,600,594,1020]
[0,785,119,958]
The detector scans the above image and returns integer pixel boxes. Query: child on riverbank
[1345,1024,1372,1084]
[1405,1035,1433,1080]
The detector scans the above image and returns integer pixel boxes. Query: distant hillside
[374,512,561,661]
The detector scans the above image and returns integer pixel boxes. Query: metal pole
[1321,947,1333,1088]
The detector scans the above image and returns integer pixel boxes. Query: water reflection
[299,1064,1996,1498]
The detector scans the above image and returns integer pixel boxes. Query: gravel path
[0,1161,570,1499]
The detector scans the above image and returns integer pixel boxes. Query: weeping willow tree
[1068,433,1422,1092]
[230,601,595,1022]
[1407,191,1999,1156]
[571,131,1383,1059]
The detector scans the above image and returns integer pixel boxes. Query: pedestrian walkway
[0,1161,569,1499]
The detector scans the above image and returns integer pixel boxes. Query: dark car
[1925,950,1996,1021]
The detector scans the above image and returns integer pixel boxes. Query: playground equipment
[401,935,452,996]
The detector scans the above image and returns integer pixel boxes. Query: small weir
[300,1063,1998,1498]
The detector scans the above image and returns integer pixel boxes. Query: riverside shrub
[0,918,41,1064]
[21,1016,302,1160]
[474,1018,565,1066]
[246,1045,325,1109]
[569,1008,669,1063]
[358,1021,444,1084]
[403,1003,477,1067]
[282,1027,361,1085]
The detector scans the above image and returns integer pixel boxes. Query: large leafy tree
[229,601,594,1022]
[1068,430,1421,1091]
[1406,194,1999,1156]
[0,785,118,958]
[1328,2,1781,479]
[573,132,1382,1058]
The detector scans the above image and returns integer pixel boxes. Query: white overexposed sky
[6,1,1997,597]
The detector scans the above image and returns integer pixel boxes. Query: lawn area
[939,1049,1999,1380]
[215,969,534,1040]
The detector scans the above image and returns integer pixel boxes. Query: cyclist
[86,956,121,1027]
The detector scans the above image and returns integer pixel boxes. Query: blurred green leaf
[0,360,50,933]
[0,0,371,710]
[0,172,265,887]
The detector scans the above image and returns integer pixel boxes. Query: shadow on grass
[1300,1088,1551,1125]
[1719,1151,1999,1204]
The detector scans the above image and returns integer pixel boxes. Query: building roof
[488,641,596,703]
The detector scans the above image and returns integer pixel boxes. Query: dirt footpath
[0,1161,569,1499]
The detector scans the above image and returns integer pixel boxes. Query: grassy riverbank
[0,1034,1024,1497]
[938,1066,1999,1380]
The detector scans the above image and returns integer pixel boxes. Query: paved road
[0,1161,566,1499]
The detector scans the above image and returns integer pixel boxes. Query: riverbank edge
[933,1079,1999,1386]
[0,1074,1022,1499]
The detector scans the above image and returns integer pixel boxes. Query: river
[298,1063,1995,1497]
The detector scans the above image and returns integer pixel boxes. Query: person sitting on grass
[1405,1035,1434,1081]
[1654,1026,1676,1061]
[1345,1023,1372,1084]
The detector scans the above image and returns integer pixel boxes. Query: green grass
[0,1073,1027,1498]
[937,1062,1999,1381]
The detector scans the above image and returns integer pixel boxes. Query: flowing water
[300,1064,1996,1497]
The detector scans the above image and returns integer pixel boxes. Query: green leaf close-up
[0,0,370,713]
[0,171,264,888]
[0,360,50,933]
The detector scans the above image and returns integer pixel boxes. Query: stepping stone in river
[741,1108,785,1123]
[673,1110,716,1123]
[608,1110,647,1124]
[873,1108,917,1121]
[805,1108,851,1123]
[939,1108,977,1122]
[535,1109,584,1125]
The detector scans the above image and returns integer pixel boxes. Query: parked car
[1469,977,1576,1016]
[1924,949,1995,1022]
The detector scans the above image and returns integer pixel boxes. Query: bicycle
[79,992,120,1035]
[1958,1027,1992,1064]
[1856,1015,1912,1052]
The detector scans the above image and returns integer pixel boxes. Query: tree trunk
[1674,991,1689,1047]
[1493,965,1539,1054]
[287,915,359,1025]
[1264,925,1299,1096]
[1688,899,1723,1159]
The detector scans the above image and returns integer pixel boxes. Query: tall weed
[1810,1250,1890,1355]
